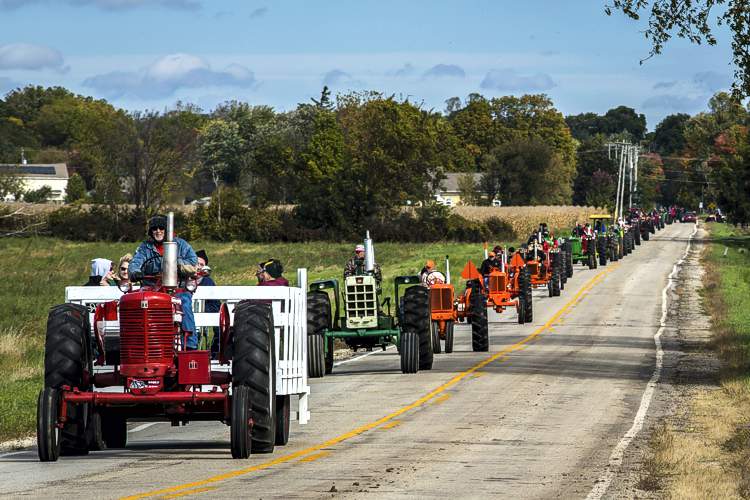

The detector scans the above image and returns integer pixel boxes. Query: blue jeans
[177,292,197,349]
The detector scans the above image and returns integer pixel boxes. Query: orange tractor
[523,237,563,298]
[428,251,533,354]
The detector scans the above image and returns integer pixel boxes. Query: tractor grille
[430,286,453,313]
[527,262,539,276]
[489,274,506,293]
[120,306,175,365]
[345,276,378,328]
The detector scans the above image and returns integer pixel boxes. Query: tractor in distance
[306,232,432,376]
[37,213,311,461]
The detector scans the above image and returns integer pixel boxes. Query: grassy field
[641,222,750,497]
[0,237,500,442]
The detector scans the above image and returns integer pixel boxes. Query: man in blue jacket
[129,215,200,349]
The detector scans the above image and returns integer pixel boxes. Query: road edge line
[585,223,698,500]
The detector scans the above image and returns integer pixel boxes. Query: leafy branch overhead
[606,0,750,97]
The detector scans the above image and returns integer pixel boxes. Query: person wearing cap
[256,259,289,286]
[129,214,200,349]
[84,258,112,286]
[195,250,221,357]
[344,244,382,283]
[480,252,498,276]
[419,259,436,287]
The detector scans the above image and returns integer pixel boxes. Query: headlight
[185,278,197,292]
[118,281,132,293]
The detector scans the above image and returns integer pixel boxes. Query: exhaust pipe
[162,212,178,288]
[364,231,375,273]
[445,255,451,284]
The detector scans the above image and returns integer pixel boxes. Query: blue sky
[0,0,735,128]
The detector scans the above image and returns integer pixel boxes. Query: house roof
[438,172,483,193]
[0,163,69,179]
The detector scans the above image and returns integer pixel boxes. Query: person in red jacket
[256,259,289,286]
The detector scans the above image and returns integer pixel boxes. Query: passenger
[257,259,289,286]
[195,249,221,357]
[103,253,132,286]
[85,258,112,286]
[344,244,382,283]
[129,215,199,350]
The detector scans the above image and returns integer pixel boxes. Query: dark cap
[148,214,167,234]
[260,259,283,279]
[196,249,208,264]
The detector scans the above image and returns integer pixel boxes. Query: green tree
[0,169,25,200]
[198,119,245,222]
[652,113,690,156]
[457,174,481,205]
[64,173,86,203]
[23,185,52,203]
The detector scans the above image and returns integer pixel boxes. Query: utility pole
[608,141,640,221]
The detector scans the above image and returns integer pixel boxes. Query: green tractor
[306,233,432,377]
[568,225,599,270]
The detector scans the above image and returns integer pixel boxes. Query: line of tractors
[36,208,674,461]
[306,207,672,378]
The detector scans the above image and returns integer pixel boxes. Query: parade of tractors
[36,206,673,461]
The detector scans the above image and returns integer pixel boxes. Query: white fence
[64,269,310,425]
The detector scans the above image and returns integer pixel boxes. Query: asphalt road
[0,223,695,499]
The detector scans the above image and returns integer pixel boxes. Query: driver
[344,244,382,283]
[129,215,200,350]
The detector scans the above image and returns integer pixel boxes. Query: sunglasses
[120,266,128,271]
[153,226,166,231]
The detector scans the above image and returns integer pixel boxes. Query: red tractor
[37,214,309,461]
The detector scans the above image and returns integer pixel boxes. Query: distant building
[435,172,484,206]
[0,163,69,202]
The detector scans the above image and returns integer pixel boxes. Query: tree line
[0,85,748,227]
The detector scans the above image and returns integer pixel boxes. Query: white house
[0,163,69,202]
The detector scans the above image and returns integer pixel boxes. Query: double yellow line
[123,264,616,500]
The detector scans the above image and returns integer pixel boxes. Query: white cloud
[82,53,256,99]
[0,43,66,71]
[423,64,465,78]
[480,69,555,91]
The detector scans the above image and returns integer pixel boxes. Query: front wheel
[231,386,252,459]
[444,321,454,354]
[275,395,290,446]
[431,321,442,354]
[400,331,419,374]
[37,388,61,462]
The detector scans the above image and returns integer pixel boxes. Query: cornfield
[454,205,608,239]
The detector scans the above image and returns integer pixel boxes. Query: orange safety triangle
[461,260,483,281]
[509,253,525,268]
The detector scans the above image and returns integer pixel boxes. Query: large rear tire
[402,286,432,370]
[566,249,574,278]
[521,268,533,322]
[551,267,561,297]
[306,292,330,378]
[470,290,489,352]
[517,297,526,324]
[232,301,276,454]
[44,303,92,457]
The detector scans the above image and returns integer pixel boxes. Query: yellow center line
[159,487,216,499]
[298,451,330,462]
[121,264,618,500]
[380,420,402,430]
[431,393,451,405]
